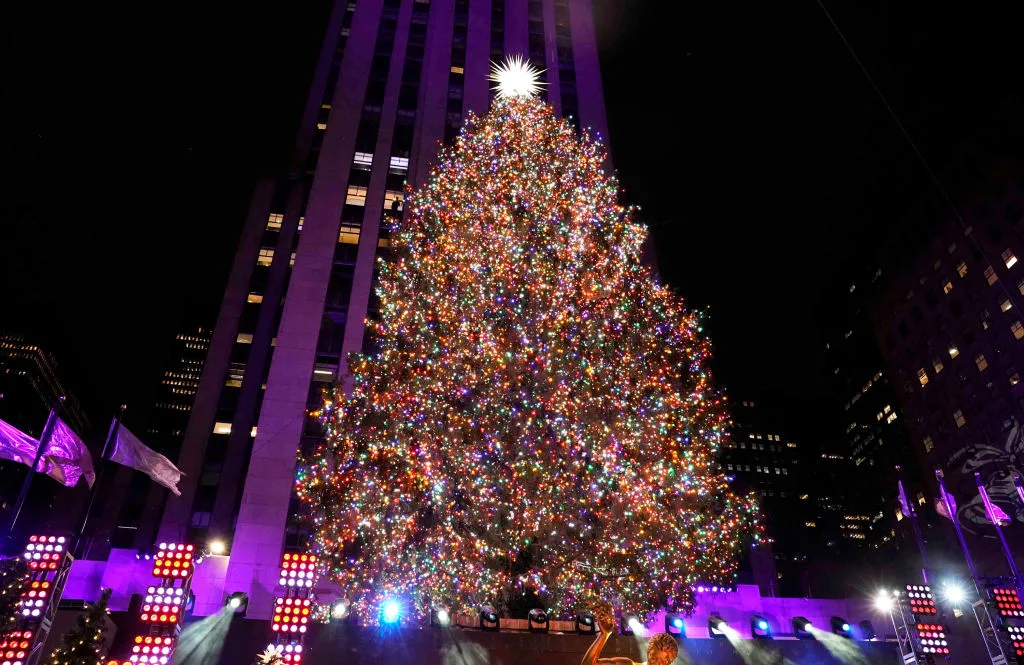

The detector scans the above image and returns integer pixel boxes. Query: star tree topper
[489,55,545,99]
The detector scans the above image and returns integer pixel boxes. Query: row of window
[212,422,259,437]
[726,464,789,475]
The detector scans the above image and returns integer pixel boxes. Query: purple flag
[898,480,915,518]
[936,489,956,520]
[0,416,94,487]
[108,425,183,496]
[976,473,1012,526]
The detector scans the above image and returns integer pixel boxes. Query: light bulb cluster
[24,536,65,572]
[129,636,174,664]
[140,585,184,623]
[272,598,311,633]
[278,554,316,588]
[0,630,31,665]
[905,585,937,615]
[991,587,1024,617]
[915,623,948,654]
[152,543,194,578]
[1007,624,1024,656]
[265,643,303,664]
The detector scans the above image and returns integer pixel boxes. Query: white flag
[108,425,183,495]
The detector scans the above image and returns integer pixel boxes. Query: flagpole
[936,469,985,594]
[5,399,64,542]
[72,406,124,558]
[975,471,1022,586]
[897,466,929,582]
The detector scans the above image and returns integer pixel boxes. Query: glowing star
[489,55,545,99]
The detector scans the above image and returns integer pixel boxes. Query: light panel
[905,584,937,615]
[152,543,194,579]
[991,587,1024,618]
[278,553,317,588]
[129,635,176,664]
[272,598,312,633]
[914,623,949,655]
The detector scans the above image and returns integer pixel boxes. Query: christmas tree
[298,59,759,622]
[0,558,29,633]
[46,588,111,665]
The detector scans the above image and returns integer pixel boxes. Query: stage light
[665,613,685,637]
[874,590,894,612]
[620,614,641,636]
[989,586,1024,618]
[381,600,401,624]
[273,598,312,633]
[792,617,813,639]
[942,583,965,605]
[330,599,350,621]
[430,606,450,627]
[905,584,937,615]
[479,605,499,631]
[751,615,771,639]
[831,616,852,638]
[858,620,876,640]
[575,611,597,635]
[528,609,549,633]
[279,553,317,588]
[226,592,248,616]
[209,540,226,555]
[708,614,727,638]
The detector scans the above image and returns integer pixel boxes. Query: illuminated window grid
[140,586,186,624]
[992,587,1024,618]
[128,635,175,665]
[914,623,949,655]
[272,598,312,634]
[265,642,303,664]
[279,553,317,588]
[152,543,195,578]
[23,535,66,571]
[904,584,937,615]
[0,630,33,665]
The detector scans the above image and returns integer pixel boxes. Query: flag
[936,490,957,520]
[108,425,183,496]
[0,416,94,487]
[976,473,1013,526]
[898,480,915,518]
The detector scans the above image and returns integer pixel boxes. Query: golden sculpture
[581,604,679,665]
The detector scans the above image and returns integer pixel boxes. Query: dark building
[0,333,90,435]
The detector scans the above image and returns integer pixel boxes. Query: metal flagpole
[897,466,930,583]
[5,398,64,541]
[72,406,124,557]
[975,471,1022,588]
[936,468,1008,665]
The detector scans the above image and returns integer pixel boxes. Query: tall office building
[0,333,90,435]
[156,0,610,616]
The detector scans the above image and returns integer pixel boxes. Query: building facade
[0,333,90,435]
[155,0,611,617]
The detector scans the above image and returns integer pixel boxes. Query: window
[346,186,368,206]
[933,358,944,373]
[384,190,404,211]
[236,333,253,344]
[727,464,733,471]
[1018,279,1024,296]
[213,422,232,435]
[339,225,361,244]
[250,426,258,438]
[976,353,988,371]
[923,435,933,453]
[1011,372,1021,386]
[917,368,929,386]
[953,410,966,428]
[389,156,409,174]
[353,152,373,170]
[450,65,464,74]
[1002,298,1013,313]
[949,346,960,358]
[1013,321,1024,340]
[1004,249,1018,269]
[985,265,999,285]
[943,280,953,294]
[247,293,263,304]
[886,412,898,424]
[266,213,284,230]
[317,122,327,130]
[191,512,211,528]
[956,262,968,278]
[257,248,275,266]
[290,251,296,267]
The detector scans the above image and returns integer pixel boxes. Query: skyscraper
[157,0,611,616]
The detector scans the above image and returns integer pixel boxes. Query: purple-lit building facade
[871,165,1024,576]
[131,0,611,618]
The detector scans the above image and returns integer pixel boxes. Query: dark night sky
[1,2,1022,436]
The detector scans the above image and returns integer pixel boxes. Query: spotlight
[943,583,965,605]
[209,540,226,555]
[831,616,852,638]
[479,604,499,631]
[430,606,450,627]
[751,615,771,639]
[226,592,248,616]
[621,614,642,636]
[858,620,876,640]
[708,614,727,638]
[874,590,894,612]
[381,599,401,624]
[792,617,813,640]
[331,599,351,620]
[528,608,550,633]
[575,611,597,635]
[665,613,686,637]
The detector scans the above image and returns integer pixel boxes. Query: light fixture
[331,599,351,621]
[750,615,771,639]
[226,592,248,616]
[209,540,226,556]
[575,611,597,635]
[943,583,965,605]
[874,590,894,613]
[792,617,813,640]
[528,608,549,633]
[831,616,852,638]
[479,604,499,631]
[621,614,642,636]
[665,613,685,637]
[431,606,451,627]
[858,620,876,640]
[381,599,401,624]
[708,614,727,638]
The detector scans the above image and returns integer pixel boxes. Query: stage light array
[1007,625,1024,657]
[991,587,1024,618]
[279,553,316,588]
[23,535,65,571]
[129,635,175,664]
[0,630,32,665]
[272,598,311,633]
[140,586,185,623]
[914,623,949,655]
[152,543,194,578]
[266,644,302,665]
[905,585,937,615]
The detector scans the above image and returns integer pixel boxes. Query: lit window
[236,333,253,344]
[321,103,332,109]
[956,262,967,278]
[378,237,390,248]
[250,426,258,438]
[942,280,953,294]
[917,368,929,386]
[247,293,263,304]
[339,225,361,244]
[389,156,409,174]
[975,354,988,371]
[805,521,817,528]
[985,265,998,285]
[346,186,368,206]
[451,65,464,74]
[1011,373,1021,386]
[1013,321,1024,340]
[933,358,944,373]
[384,190,404,211]
[213,422,232,435]
[317,122,327,130]
[297,216,304,231]
[727,464,733,471]
[949,346,960,358]
[257,248,275,266]
[1002,299,1013,313]
[886,412,897,424]
[267,213,284,230]
[290,251,296,267]
[353,152,373,170]
[953,410,966,428]
[1004,249,1018,269]
[922,436,933,453]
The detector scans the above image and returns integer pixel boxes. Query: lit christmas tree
[297,58,759,622]
[46,588,111,665]
[0,558,29,633]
